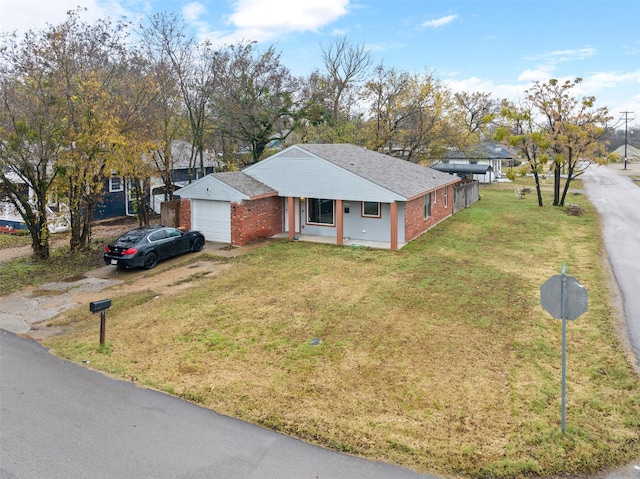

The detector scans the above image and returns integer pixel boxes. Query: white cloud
[0,0,130,35]
[524,47,597,65]
[445,68,640,117]
[207,0,349,43]
[623,41,640,56]
[582,70,640,91]
[182,2,207,23]
[421,14,458,29]
[518,67,554,82]
[445,76,525,101]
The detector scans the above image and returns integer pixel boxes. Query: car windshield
[116,229,151,245]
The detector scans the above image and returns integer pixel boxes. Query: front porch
[272,232,405,250]
[284,197,403,250]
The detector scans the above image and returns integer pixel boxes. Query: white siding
[192,199,231,243]
[245,151,403,202]
[177,176,248,202]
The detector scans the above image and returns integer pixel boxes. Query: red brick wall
[231,196,283,246]
[405,185,453,242]
[180,198,191,230]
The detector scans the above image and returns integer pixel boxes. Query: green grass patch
[0,242,108,295]
[36,187,640,477]
[0,230,31,248]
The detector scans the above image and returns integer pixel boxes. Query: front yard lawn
[33,187,640,478]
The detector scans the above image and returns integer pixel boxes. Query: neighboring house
[92,173,130,221]
[431,142,515,183]
[149,140,223,215]
[0,171,70,233]
[175,143,462,250]
[93,140,223,220]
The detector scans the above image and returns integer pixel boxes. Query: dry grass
[42,187,640,478]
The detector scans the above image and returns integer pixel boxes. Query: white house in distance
[431,142,515,183]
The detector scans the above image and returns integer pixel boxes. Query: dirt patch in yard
[20,258,234,341]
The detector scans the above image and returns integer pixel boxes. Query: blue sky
[2,0,639,126]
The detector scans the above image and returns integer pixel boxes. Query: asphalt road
[583,163,640,371]
[0,330,432,479]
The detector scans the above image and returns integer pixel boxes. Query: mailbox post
[90,299,112,346]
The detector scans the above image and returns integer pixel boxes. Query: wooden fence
[160,199,181,228]
[453,180,480,213]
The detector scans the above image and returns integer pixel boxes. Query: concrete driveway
[0,239,267,337]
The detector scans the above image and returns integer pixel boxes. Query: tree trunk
[132,178,151,227]
[553,163,561,206]
[558,150,575,207]
[29,214,50,260]
[533,172,544,207]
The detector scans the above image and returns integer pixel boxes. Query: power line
[620,111,636,170]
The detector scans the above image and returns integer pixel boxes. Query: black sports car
[104,226,205,269]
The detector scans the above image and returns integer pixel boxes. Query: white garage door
[191,199,231,243]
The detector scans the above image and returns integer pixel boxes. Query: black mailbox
[90,299,112,313]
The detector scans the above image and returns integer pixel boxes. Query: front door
[284,198,301,234]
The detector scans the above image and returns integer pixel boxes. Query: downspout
[336,199,343,246]
[288,196,295,241]
[390,202,398,251]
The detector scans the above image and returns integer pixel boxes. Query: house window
[361,201,380,218]
[444,187,448,207]
[424,193,431,218]
[109,175,123,192]
[307,198,334,225]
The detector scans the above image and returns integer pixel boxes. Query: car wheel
[192,237,204,252]
[144,252,159,269]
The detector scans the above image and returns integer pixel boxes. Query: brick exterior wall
[231,196,283,246]
[179,198,191,230]
[405,185,453,242]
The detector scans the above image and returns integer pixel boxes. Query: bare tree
[361,64,414,152]
[211,42,298,165]
[138,18,188,202]
[142,13,219,181]
[454,91,502,143]
[321,36,372,123]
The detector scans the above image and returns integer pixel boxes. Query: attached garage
[176,171,279,246]
[191,199,230,243]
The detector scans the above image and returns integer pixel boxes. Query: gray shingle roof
[440,142,515,160]
[213,171,277,198]
[170,140,221,169]
[431,163,491,174]
[297,144,459,199]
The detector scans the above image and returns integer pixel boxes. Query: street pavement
[583,163,640,372]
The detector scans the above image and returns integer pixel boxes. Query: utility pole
[620,111,635,170]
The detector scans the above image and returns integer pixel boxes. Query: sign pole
[540,264,587,434]
[560,263,567,433]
